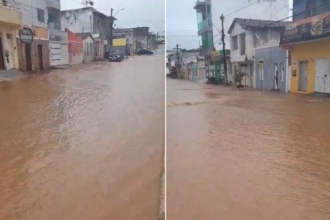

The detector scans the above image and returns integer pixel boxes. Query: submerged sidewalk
[0,69,23,83]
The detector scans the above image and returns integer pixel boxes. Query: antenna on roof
[81,0,94,6]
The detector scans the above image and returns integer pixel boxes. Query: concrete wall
[255,46,287,91]
[229,22,253,62]
[50,42,69,66]
[212,0,290,51]
[61,8,94,34]
[68,30,83,65]
[83,36,94,63]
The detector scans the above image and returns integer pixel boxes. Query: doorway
[0,36,5,70]
[298,60,308,92]
[25,44,32,71]
[38,45,43,70]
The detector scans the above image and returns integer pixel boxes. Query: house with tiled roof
[228,18,289,92]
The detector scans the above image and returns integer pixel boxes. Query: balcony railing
[198,17,212,31]
[0,0,20,11]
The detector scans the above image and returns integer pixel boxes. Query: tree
[234,72,245,87]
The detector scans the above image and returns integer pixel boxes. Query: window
[37,8,45,22]
[305,0,316,18]
[2,0,7,6]
[239,33,245,55]
[232,36,238,50]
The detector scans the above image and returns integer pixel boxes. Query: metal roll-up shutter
[315,59,330,93]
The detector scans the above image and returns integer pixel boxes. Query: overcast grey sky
[166,0,293,50]
[166,0,199,50]
[62,0,165,33]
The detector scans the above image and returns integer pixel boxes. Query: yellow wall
[289,39,330,94]
[113,38,126,46]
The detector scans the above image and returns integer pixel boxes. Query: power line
[166,35,199,37]
[224,0,260,17]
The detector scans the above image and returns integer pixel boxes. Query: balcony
[0,3,22,28]
[193,0,206,11]
[198,17,213,35]
[280,11,330,45]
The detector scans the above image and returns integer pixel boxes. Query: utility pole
[220,14,228,85]
[109,8,114,50]
[175,44,182,78]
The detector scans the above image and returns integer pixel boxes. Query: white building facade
[211,0,290,51]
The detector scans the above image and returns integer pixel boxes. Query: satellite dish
[89,1,94,6]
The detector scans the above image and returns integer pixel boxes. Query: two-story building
[61,7,110,59]
[48,0,69,66]
[0,0,21,72]
[281,0,330,94]
[15,0,51,71]
[228,18,289,90]
[132,27,149,53]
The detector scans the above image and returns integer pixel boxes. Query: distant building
[132,27,149,53]
[113,28,134,54]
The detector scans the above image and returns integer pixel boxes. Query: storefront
[17,27,50,72]
[281,11,330,94]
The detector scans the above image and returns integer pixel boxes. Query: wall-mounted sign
[280,11,330,44]
[19,28,34,44]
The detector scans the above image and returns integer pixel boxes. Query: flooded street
[167,78,330,220]
[0,53,165,220]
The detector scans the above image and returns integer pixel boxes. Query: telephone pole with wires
[220,14,228,85]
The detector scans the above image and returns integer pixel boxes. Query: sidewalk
[0,69,23,83]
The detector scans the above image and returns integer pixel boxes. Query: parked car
[109,50,124,62]
[137,49,153,55]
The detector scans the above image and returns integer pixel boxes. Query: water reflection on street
[167,78,330,220]
[0,55,164,220]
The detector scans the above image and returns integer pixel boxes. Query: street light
[114,8,125,17]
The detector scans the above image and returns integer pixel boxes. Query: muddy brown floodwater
[0,54,165,220]
[167,78,330,220]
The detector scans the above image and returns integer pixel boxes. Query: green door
[215,60,222,83]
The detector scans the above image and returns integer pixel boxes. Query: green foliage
[234,72,245,85]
